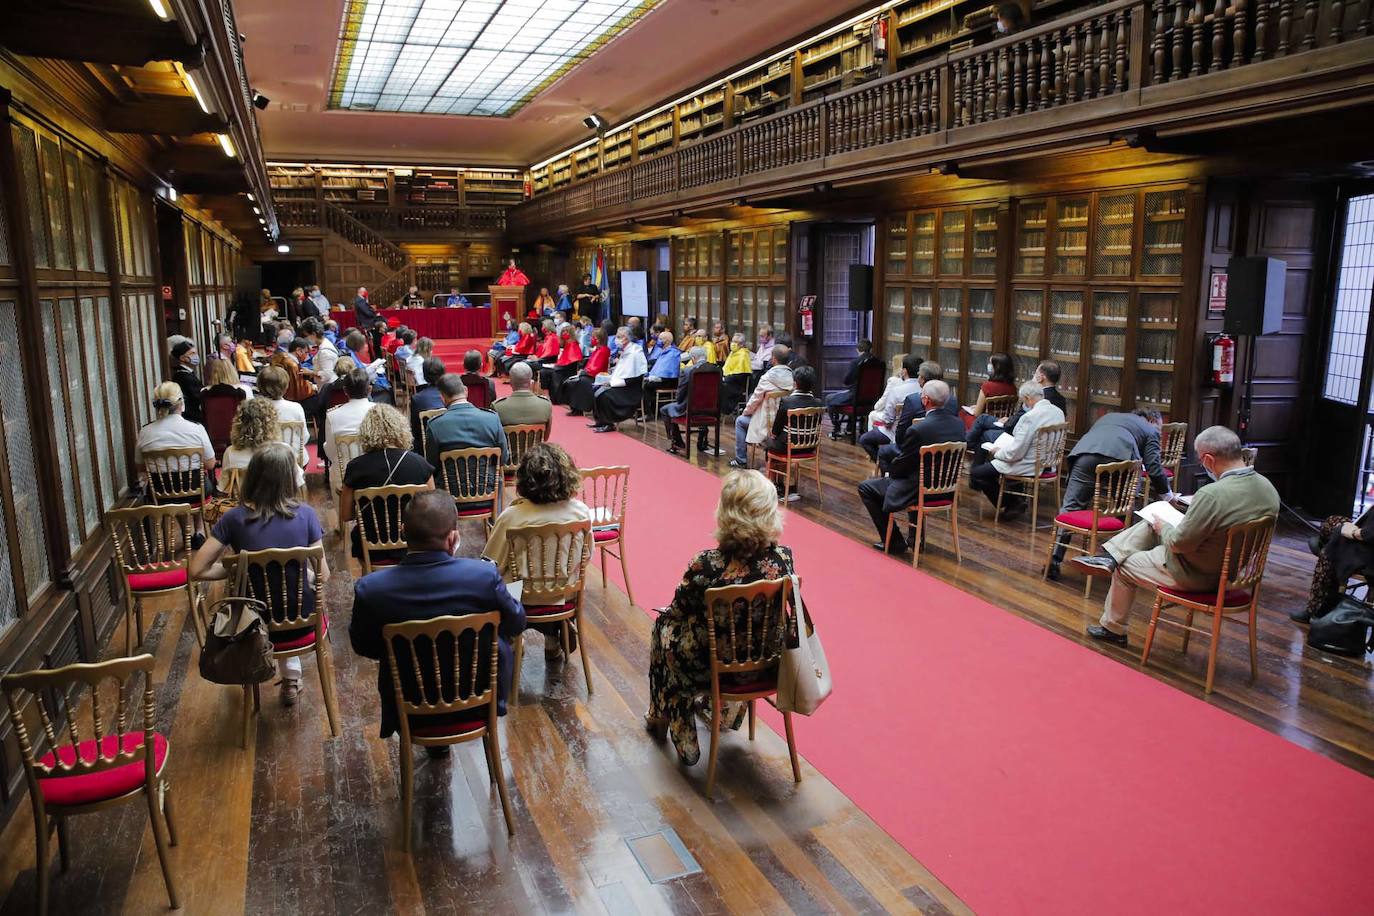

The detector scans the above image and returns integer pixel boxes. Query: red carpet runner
[544,409,1374,914]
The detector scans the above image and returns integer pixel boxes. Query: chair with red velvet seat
[1140,515,1275,695]
[996,421,1070,528]
[702,577,799,800]
[436,446,503,531]
[502,520,594,700]
[383,612,516,849]
[764,406,824,502]
[668,367,723,461]
[833,359,886,444]
[201,384,246,462]
[107,504,204,653]
[2,654,179,915]
[885,441,965,569]
[577,466,633,608]
[353,483,431,575]
[1042,458,1141,598]
[233,546,340,742]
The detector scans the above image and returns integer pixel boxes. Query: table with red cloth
[332,307,494,339]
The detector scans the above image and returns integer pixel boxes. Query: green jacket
[1161,467,1278,585]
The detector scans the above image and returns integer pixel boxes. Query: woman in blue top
[192,442,328,705]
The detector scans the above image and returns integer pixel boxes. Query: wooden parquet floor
[0,408,1369,916]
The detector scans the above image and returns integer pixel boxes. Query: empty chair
[578,466,634,608]
[2,654,179,915]
[107,503,204,651]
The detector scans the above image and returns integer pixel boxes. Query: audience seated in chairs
[764,366,825,500]
[663,346,723,456]
[497,322,537,375]
[221,398,305,493]
[324,369,376,492]
[408,356,447,445]
[300,318,338,386]
[170,340,205,424]
[541,323,584,402]
[191,443,328,707]
[961,351,1019,430]
[483,443,591,660]
[827,339,884,441]
[425,373,509,472]
[645,470,795,767]
[589,327,648,434]
[1047,408,1173,581]
[201,359,248,462]
[968,359,1066,460]
[136,381,215,490]
[641,330,681,419]
[348,490,525,758]
[873,360,952,473]
[729,344,794,468]
[255,365,309,467]
[859,354,926,463]
[488,320,520,370]
[968,381,1065,520]
[493,362,552,434]
[564,328,612,413]
[1300,510,1374,623]
[857,379,965,555]
[719,333,753,414]
[340,405,434,565]
[406,337,434,388]
[460,350,497,409]
[1073,426,1279,648]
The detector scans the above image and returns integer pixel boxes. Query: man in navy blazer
[858,379,967,554]
[349,491,525,744]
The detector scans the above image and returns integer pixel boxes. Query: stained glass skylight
[329,0,663,117]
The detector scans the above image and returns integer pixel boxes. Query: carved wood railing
[276,200,408,271]
[509,0,1372,239]
[339,205,506,234]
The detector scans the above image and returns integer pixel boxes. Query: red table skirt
[333,307,493,339]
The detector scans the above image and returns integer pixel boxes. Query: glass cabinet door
[937,287,964,391]
[971,207,998,276]
[740,232,756,277]
[886,214,910,277]
[1089,290,1129,421]
[727,234,741,277]
[727,285,743,329]
[1012,288,1045,383]
[910,287,934,355]
[966,288,996,405]
[1094,192,1136,278]
[911,212,936,276]
[1049,289,1084,425]
[771,286,786,332]
[1141,189,1186,277]
[1135,291,1179,415]
[1052,196,1090,277]
[939,210,966,276]
[709,235,723,275]
[1016,200,1048,277]
[772,228,788,278]
[885,286,907,356]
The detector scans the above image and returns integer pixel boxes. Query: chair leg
[33,802,49,916]
[1030,482,1040,529]
[1083,533,1098,599]
[617,538,634,608]
[316,645,342,737]
[487,721,516,835]
[705,700,723,800]
[883,514,896,553]
[911,511,926,570]
[1248,602,1259,681]
[146,783,181,909]
[576,610,593,695]
[511,635,524,706]
[55,818,69,873]
[748,699,756,741]
[400,741,414,853]
[482,734,495,784]
[1204,609,1224,695]
[600,543,608,589]
[951,502,962,564]
[783,710,802,784]
[994,477,1005,521]
[1182,610,1195,655]
[161,783,178,846]
[1141,596,1163,668]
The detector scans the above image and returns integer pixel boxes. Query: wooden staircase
[277,200,416,307]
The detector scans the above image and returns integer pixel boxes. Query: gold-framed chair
[2,654,179,915]
[354,483,431,575]
[763,406,824,501]
[502,520,594,700]
[218,467,243,501]
[995,421,1070,527]
[417,408,446,457]
[702,577,799,800]
[383,612,516,849]
[279,419,308,468]
[1043,458,1141,597]
[331,432,365,534]
[983,394,1019,421]
[141,446,208,521]
[106,504,205,652]
[501,423,547,488]
[885,441,965,569]
[1160,420,1188,481]
[578,466,634,607]
[436,447,503,530]
[233,546,340,742]
[1141,515,1276,694]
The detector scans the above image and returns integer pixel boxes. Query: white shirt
[407,352,425,386]
[751,340,775,371]
[608,343,647,387]
[266,397,308,465]
[314,337,339,386]
[222,444,306,489]
[869,376,923,434]
[324,398,376,488]
[991,398,1066,476]
[135,413,214,464]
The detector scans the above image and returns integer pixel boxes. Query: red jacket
[556,338,584,367]
[584,345,610,376]
[535,334,559,360]
[512,332,536,355]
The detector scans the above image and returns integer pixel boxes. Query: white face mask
[986,363,994,375]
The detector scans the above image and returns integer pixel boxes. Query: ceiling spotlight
[252,92,270,110]
[217,133,237,158]
[246,192,255,201]
[582,113,606,131]
[276,243,291,254]
[252,206,261,214]
[147,0,171,20]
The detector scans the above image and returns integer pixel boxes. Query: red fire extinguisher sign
[799,295,815,338]
[1212,333,1234,386]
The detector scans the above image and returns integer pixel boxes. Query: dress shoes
[1045,562,1062,581]
[1288,608,1312,624]
[998,502,1028,522]
[1086,625,1128,646]
[1073,555,1118,578]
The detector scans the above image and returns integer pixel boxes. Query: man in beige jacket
[728,345,794,468]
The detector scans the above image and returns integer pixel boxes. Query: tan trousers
[1100,522,1211,635]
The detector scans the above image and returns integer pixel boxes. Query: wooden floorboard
[1,407,1370,915]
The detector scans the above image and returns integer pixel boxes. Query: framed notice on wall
[1208,271,1228,318]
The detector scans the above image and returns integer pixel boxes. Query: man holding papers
[968,381,1065,520]
[1073,426,1279,646]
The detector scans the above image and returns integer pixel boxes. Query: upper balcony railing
[509,0,1372,238]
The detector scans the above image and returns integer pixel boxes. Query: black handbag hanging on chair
[1307,596,1374,658]
[199,596,278,685]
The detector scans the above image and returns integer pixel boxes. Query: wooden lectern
[488,285,525,337]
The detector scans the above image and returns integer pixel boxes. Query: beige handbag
[776,574,831,715]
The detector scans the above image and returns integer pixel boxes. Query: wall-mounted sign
[1207,271,1227,318]
[161,285,173,300]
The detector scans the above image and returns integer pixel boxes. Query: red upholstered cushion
[720,673,778,695]
[1040,469,1058,479]
[916,496,954,509]
[127,569,188,592]
[835,405,855,415]
[1055,510,1126,531]
[593,527,620,543]
[37,733,168,807]
[524,602,575,619]
[410,715,487,738]
[366,556,401,568]
[1164,467,1175,478]
[1158,586,1253,607]
[771,448,816,459]
[456,506,494,518]
[271,616,327,651]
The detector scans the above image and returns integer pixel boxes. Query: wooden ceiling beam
[104,98,227,136]
[0,5,202,68]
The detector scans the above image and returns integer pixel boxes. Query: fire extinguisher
[799,298,814,338]
[1211,332,1235,386]
[871,17,889,62]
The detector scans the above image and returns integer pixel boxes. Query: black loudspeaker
[656,270,670,305]
[1224,256,1286,336]
[848,264,874,311]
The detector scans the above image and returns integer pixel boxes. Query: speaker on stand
[1224,256,1286,445]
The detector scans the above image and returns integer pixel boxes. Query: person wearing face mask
[307,284,330,317]
[170,340,205,423]
[994,1,1027,35]
[961,351,1018,430]
[1073,426,1278,647]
